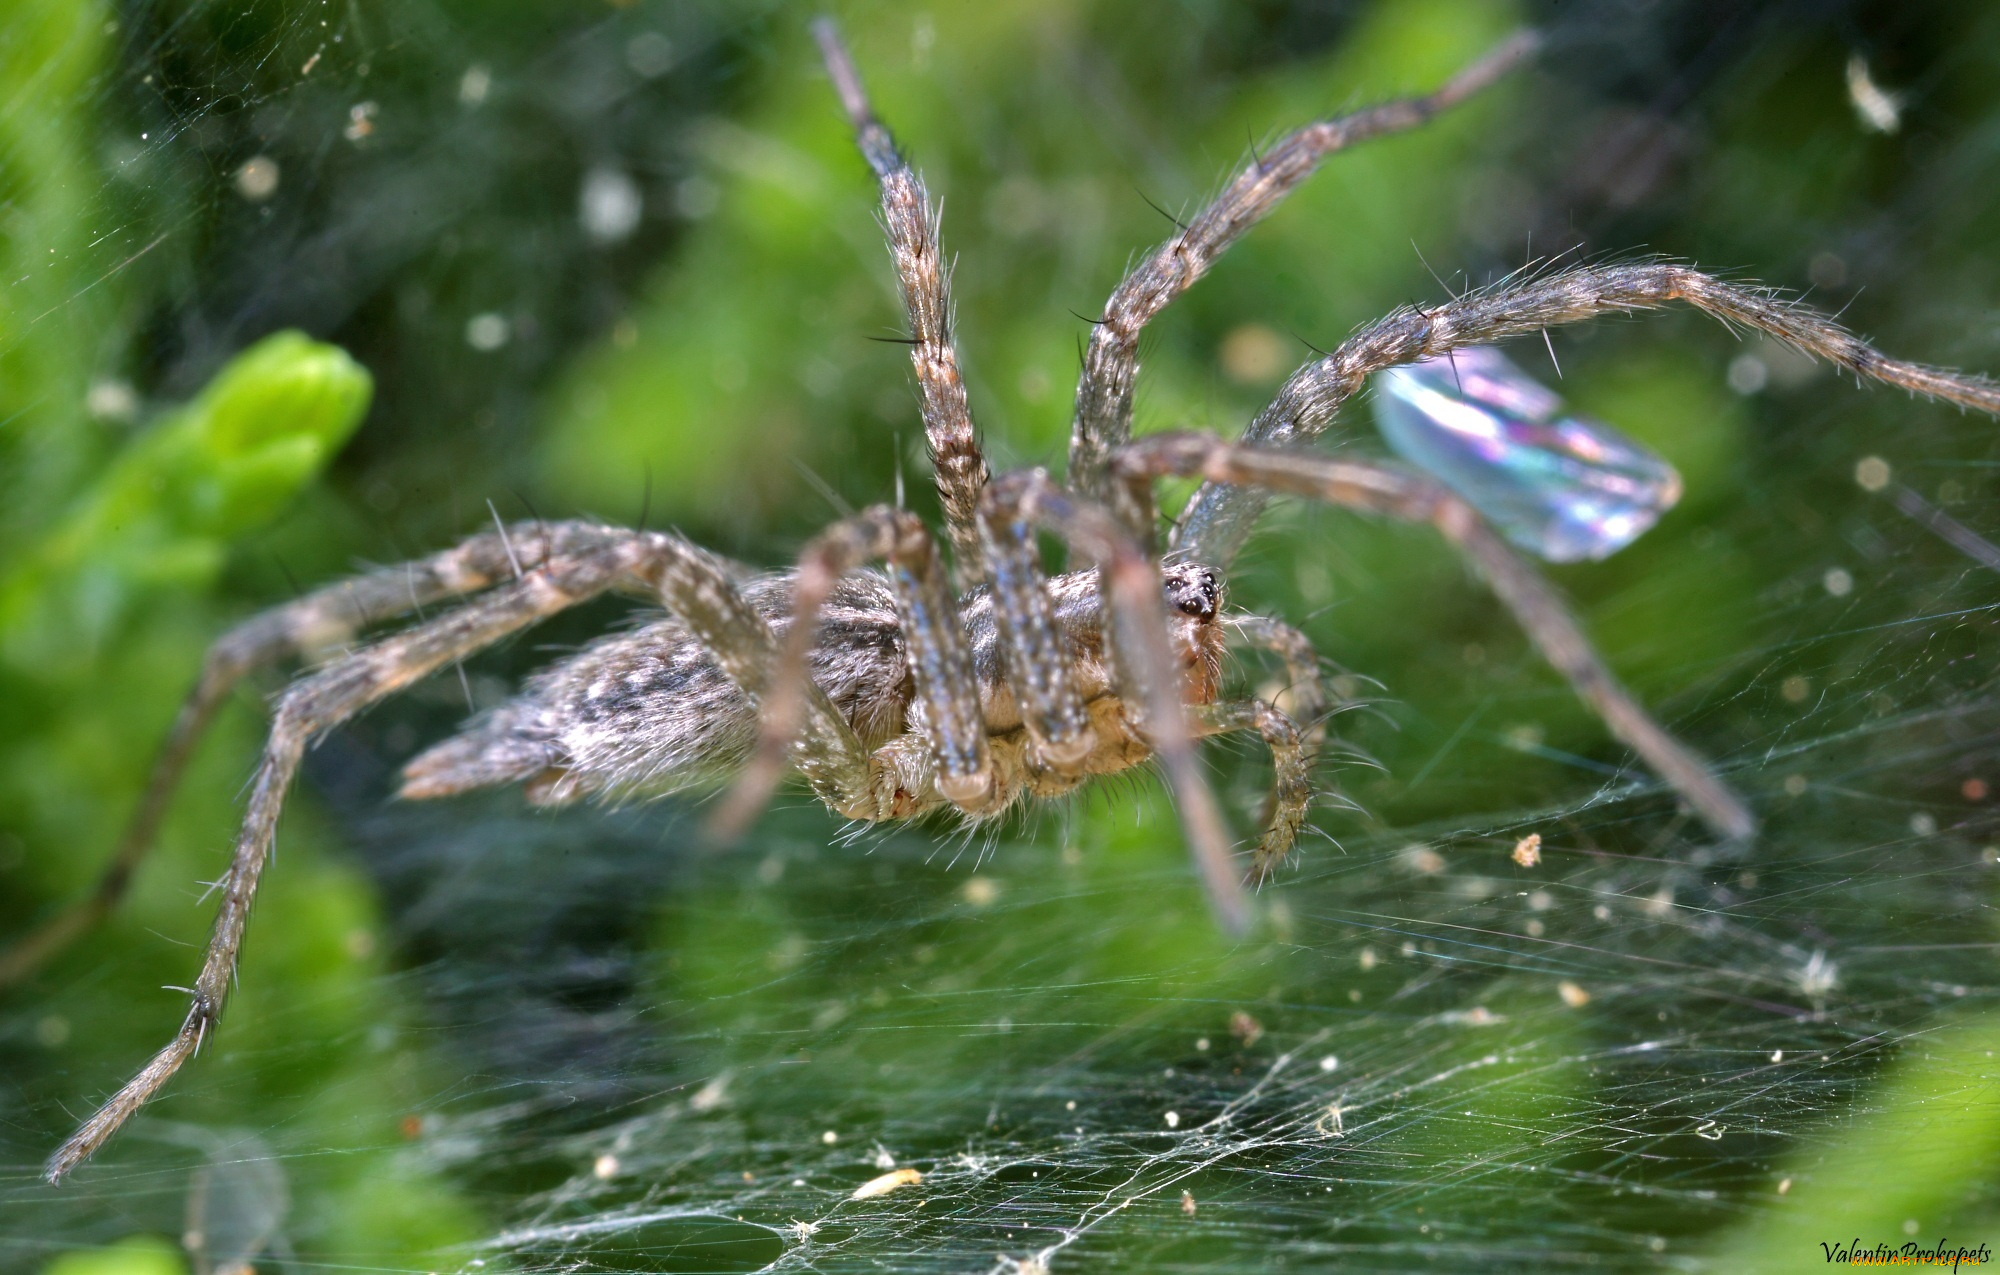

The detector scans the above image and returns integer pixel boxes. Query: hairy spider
[33,20,2000,1183]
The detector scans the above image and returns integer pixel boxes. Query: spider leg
[1193,699,1311,884]
[42,536,661,1182]
[975,481,1096,769]
[983,470,1251,933]
[1175,262,2000,567]
[44,531,870,1182]
[1120,435,1758,840]
[709,505,992,842]
[1225,614,1330,748]
[1065,27,1540,522]
[815,21,989,586]
[0,520,633,989]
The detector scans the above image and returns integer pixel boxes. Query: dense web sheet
[6,2,2000,1273]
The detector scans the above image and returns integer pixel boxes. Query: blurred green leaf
[0,331,371,674]
[38,1235,187,1275]
[1708,1011,2000,1273]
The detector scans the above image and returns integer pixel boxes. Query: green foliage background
[4,0,1999,1270]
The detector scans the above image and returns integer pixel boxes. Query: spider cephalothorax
[26,18,2000,1183]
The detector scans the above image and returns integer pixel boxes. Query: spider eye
[1163,565,1221,618]
[1373,346,1682,563]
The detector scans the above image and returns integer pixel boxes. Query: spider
[34,19,2000,1183]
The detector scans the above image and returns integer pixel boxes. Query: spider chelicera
[30,20,2000,1182]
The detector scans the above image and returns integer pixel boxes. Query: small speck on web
[850,1168,922,1200]
[1511,833,1541,868]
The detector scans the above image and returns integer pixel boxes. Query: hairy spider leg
[1122,434,1758,839]
[1213,613,1339,875]
[1191,698,1312,883]
[1064,27,1542,529]
[44,529,870,1182]
[815,20,990,587]
[976,483,1098,769]
[1225,614,1331,748]
[709,504,992,842]
[0,520,640,990]
[1175,262,2000,568]
[981,469,1251,932]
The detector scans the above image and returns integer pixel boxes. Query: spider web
[6,2,2000,1273]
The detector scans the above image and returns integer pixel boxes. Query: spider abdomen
[400,570,913,807]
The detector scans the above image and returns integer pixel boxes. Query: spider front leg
[0,520,634,989]
[817,21,990,585]
[44,530,866,1183]
[1123,435,1758,840]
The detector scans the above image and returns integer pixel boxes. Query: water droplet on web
[1219,322,1287,385]
[458,64,491,105]
[85,378,137,422]
[233,155,279,202]
[626,31,675,78]
[580,166,643,244]
[1727,353,1768,395]
[466,312,510,351]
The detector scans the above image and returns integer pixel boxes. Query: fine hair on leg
[43,529,873,1182]
[1065,27,1542,522]
[1175,262,2000,568]
[815,20,990,586]
[0,521,636,989]
[1225,614,1331,748]
[976,483,1097,767]
[1120,434,1758,840]
[1193,698,1312,884]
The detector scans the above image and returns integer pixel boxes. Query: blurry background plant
[4,0,1999,1271]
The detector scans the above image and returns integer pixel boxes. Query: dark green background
[4,0,1999,1270]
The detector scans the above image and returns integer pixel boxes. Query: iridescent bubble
[1372,345,1682,562]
